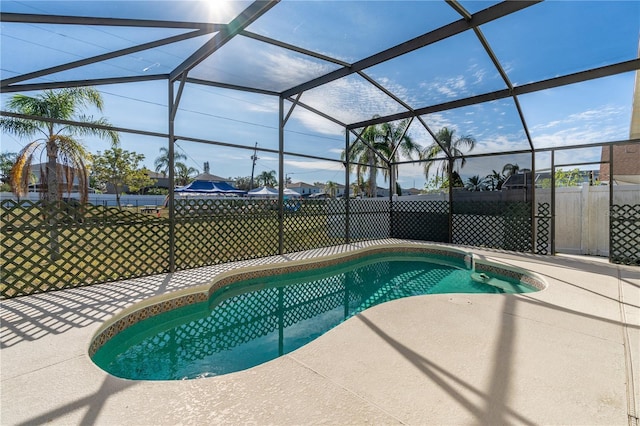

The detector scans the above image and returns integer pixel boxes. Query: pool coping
[1,239,638,425]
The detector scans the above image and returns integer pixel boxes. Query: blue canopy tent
[175,180,246,195]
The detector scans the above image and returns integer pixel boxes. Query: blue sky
[1,0,638,189]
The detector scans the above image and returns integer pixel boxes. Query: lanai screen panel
[174,83,280,151]
[1,0,638,157]
[519,73,636,151]
[0,1,250,22]
[480,1,639,85]
[419,98,531,156]
[284,104,346,161]
[243,1,460,64]
[188,35,343,93]
[361,30,508,110]
[299,73,409,126]
[0,24,199,82]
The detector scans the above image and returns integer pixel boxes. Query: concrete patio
[1,240,638,425]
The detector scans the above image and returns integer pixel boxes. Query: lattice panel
[174,198,279,269]
[610,204,640,266]
[536,202,551,255]
[348,199,390,241]
[1,199,168,299]
[391,200,449,242]
[452,201,532,251]
[283,199,346,253]
[1,196,543,300]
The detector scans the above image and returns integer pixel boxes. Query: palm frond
[10,141,43,198]
[0,117,44,139]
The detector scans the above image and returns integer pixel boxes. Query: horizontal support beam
[0,12,225,30]
[186,77,280,96]
[0,74,169,93]
[0,109,347,164]
[2,29,211,87]
[347,58,640,129]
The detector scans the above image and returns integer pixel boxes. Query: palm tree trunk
[390,164,397,197]
[368,151,376,197]
[46,139,61,261]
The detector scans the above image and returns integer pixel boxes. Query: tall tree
[154,146,187,178]
[502,162,520,177]
[257,170,277,187]
[324,181,338,198]
[0,88,118,260]
[380,119,421,196]
[485,169,506,191]
[0,151,17,191]
[0,151,17,185]
[422,127,476,183]
[343,117,420,198]
[343,123,387,197]
[465,175,487,191]
[1,88,119,204]
[92,142,155,208]
[233,176,252,191]
[175,163,199,186]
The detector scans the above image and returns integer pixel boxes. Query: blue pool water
[92,252,537,380]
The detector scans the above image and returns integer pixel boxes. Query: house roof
[192,172,230,182]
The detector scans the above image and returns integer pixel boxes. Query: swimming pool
[90,246,545,381]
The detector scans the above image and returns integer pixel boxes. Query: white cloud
[530,104,627,148]
[285,159,344,171]
[468,63,487,85]
[292,76,405,134]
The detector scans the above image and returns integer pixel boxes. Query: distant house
[104,169,166,194]
[146,170,168,189]
[502,170,599,190]
[286,182,320,197]
[502,172,535,190]
[189,172,235,187]
[405,187,422,196]
[599,72,640,184]
[24,163,90,193]
[599,144,640,185]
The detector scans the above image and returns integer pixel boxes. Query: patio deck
[1,240,638,425]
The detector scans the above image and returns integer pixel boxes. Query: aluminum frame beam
[0,74,168,93]
[347,58,640,130]
[1,29,214,88]
[0,12,225,30]
[282,1,540,98]
[169,0,279,81]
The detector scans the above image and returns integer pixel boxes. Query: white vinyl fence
[549,184,640,256]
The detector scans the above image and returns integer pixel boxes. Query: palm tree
[324,181,338,198]
[380,119,421,196]
[502,163,520,177]
[485,169,505,191]
[0,87,119,260]
[1,88,119,203]
[465,175,487,191]
[257,170,277,187]
[343,122,387,197]
[175,163,199,186]
[154,146,187,178]
[422,127,476,183]
[343,117,420,198]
